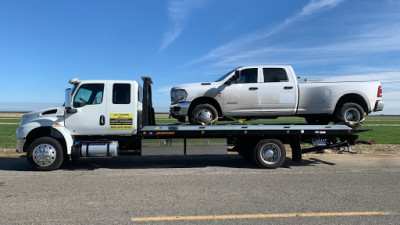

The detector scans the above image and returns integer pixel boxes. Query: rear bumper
[374,100,384,112]
[15,139,26,153]
[169,102,190,119]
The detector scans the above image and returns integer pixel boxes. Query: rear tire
[335,103,365,128]
[189,104,218,125]
[27,137,64,171]
[253,139,286,169]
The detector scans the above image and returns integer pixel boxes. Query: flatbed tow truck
[16,77,367,171]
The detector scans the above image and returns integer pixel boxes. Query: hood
[172,81,226,102]
[20,106,64,125]
[172,81,221,90]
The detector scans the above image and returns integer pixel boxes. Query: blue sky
[0,0,399,114]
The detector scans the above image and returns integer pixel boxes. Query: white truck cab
[64,78,142,136]
[16,78,143,170]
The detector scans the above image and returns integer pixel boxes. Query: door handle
[249,87,258,90]
[284,86,293,90]
[99,115,105,126]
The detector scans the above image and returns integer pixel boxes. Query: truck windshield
[215,67,242,82]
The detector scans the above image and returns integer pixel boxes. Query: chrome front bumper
[374,100,384,112]
[169,102,190,118]
[16,139,26,153]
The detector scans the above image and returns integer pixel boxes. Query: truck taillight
[377,85,382,97]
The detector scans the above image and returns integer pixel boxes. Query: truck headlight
[16,127,23,134]
[171,88,188,102]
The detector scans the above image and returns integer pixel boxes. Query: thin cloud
[320,71,400,83]
[156,86,172,94]
[187,0,345,65]
[205,20,400,68]
[160,0,205,51]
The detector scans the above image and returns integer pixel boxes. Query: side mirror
[65,88,77,113]
[65,88,72,109]
[225,71,241,85]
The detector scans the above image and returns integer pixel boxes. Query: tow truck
[16,77,367,171]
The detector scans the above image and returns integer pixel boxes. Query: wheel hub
[197,109,213,124]
[260,144,281,164]
[345,108,360,122]
[32,144,57,166]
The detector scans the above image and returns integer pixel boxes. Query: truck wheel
[335,103,365,127]
[253,139,286,169]
[27,137,64,171]
[189,104,218,125]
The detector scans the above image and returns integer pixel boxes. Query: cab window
[113,83,131,104]
[263,68,288,82]
[73,84,104,108]
[236,68,258,83]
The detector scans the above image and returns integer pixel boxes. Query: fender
[52,125,74,155]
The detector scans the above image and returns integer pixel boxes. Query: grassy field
[1,114,399,149]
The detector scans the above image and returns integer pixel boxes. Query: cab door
[64,83,107,135]
[104,82,138,135]
[220,68,262,116]
[260,67,297,115]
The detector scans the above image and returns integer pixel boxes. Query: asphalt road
[0,154,399,225]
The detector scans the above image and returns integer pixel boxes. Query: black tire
[189,104,218,125]
[305,117,331,125]
[27,137,64,171]
[253,139,286,169]
[335,103,365,128]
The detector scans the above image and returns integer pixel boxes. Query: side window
[73,84,104,108]
[236,68,258,84]
[263,68,288,82]
[113,83,131,104]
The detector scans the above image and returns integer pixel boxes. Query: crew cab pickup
[170,66,384,126]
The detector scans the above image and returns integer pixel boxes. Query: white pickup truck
[170,65,384,126]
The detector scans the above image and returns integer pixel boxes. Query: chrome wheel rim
[197,109,214,125]
[260,143,281,164]
[345,108,361,122]
[32,144,57,167]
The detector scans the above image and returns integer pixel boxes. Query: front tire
[189,104,218,125]
[27,137,64,171]
[253,139,286,169]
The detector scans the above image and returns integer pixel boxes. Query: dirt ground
[0,112,25,117]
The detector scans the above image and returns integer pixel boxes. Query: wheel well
[334,94,368,115]
[188,97,223,117]
[24,127,67,153]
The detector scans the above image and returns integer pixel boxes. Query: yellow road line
[131,211,394,222]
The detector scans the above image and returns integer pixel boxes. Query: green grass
[358,126,400,144]
[1,115,399,149]
[0,119,21,123]
[156,117,307,125]
[0,124,19,148]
